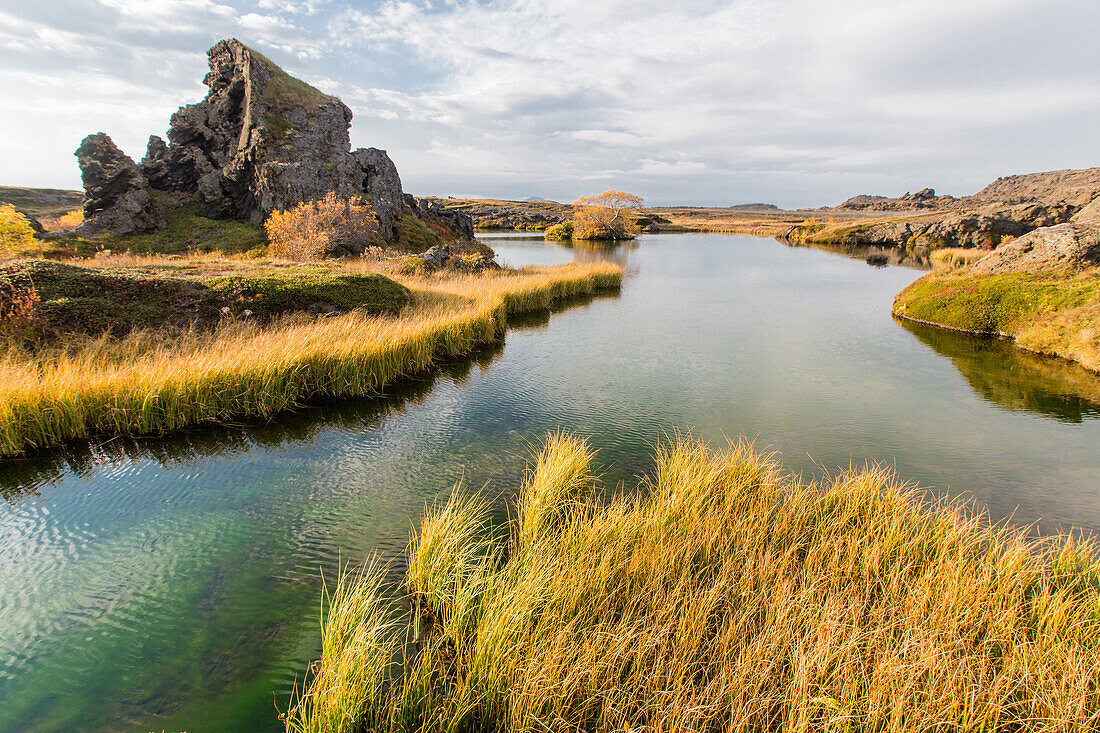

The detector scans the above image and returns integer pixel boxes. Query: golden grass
[287,434,1100,733]
[0,261,621,456]
[930,247,990,269]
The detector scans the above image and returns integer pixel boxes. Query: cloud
[1,0,1098,205]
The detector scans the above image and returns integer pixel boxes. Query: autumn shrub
[40,209,84,233]
[571,190,643,240]
[0,275,41,341]
[265,193,379,260]
[0,204,37,258]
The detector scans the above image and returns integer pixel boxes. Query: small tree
[0,204,37,258]
[264,193,380,260]
[571,190,644,240]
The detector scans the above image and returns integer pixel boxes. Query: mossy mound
[207,269,409,317]
[893,270,1099,334]
[1,260,222,337]
[1,260,409,340]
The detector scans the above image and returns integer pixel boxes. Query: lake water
[2,233,1099,731]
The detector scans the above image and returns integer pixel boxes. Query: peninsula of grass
[286,433,1100,733]
[0,259,621,457]
[893,268,1100,371]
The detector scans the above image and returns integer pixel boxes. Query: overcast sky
[1,0,1098,207]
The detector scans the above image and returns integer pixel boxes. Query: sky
[1,0,1098,208]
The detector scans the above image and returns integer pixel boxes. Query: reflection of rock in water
[779,239,932,269]
[900,319,1100,423]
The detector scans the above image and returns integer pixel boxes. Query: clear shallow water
[3,233,1100,731]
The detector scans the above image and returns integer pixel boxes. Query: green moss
[1,260,222,337]
[206,269,409,317]
[393,212,456,253]
[1,260,409,340]
[893,271,1099,334]
[94,205,268,255]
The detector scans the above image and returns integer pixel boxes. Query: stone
[969,223,1100,275]
[1071,197,1100,225]
[417,244,451,267]
[73,133,164,236]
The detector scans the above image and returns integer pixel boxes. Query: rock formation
[75,39,470,249]
[968,223,1100,275]
[74,133,164,236]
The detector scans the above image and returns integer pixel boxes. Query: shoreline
[0,262,622,458]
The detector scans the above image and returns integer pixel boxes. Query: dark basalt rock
[74,133,164,236]
[77,38,471,247]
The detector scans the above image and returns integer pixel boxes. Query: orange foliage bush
[40,208,84,233]
[0,275,41,340]
[571,190,644,240]
[264,193,379,260]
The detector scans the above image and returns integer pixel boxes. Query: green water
[2,233,1099,731]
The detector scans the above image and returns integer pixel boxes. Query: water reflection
[780,238,933,269]
[899,319,1100,423]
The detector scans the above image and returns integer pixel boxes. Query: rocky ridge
[73,39,469,251]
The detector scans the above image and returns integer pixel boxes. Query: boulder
[969,223,1100,275]
[74,133,164,236]
[1071,197,1100,225]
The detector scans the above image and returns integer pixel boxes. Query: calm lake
[2,233,1099,731]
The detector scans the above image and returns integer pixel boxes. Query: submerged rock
[74,133,164,236]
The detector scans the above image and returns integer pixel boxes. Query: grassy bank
[893,268,1100,371]
[0,262,620,457]
[287,434,1100,733]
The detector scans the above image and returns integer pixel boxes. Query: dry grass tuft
[287,434,1100,733]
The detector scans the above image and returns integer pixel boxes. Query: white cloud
[1,0,1098,205]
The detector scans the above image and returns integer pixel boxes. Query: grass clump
[894,269,1100,370]
[0,261,621,456]
[287,434,1100,733]
[930,247,990,269]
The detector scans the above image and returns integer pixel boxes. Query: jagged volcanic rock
[77,39,467,249]
[74,133,164,236]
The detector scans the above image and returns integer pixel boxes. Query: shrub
[40,208,84,233]
[571,190,644,240]
[0,204,37,258]
[0,275,41,341]
[544,221,573,241]
[265,193,379,260]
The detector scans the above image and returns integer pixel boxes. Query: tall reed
[287,434,1100,732]
[0,263,621,456]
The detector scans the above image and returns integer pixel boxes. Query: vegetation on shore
[894,268,1100,371]
[287,433,1100,732]
[0,260,621,457]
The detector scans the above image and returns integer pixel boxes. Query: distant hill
[0,185,83,218]
[727,203,779,211]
